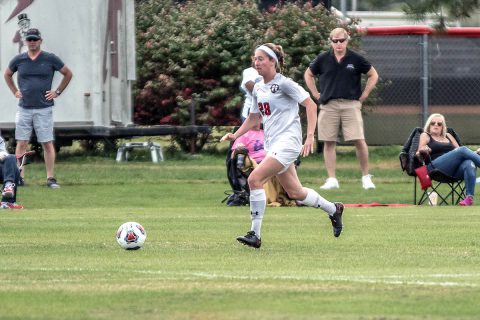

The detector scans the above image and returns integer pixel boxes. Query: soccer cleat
[2,183,15,199]
[459,195,473,206]
[236,231,261,248]
[320,177,340,190]
[47,177,60,189]
[329,202,344,237]
[361,174,376,190]
[0,202,24,209]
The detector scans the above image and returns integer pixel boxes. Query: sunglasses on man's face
[430,121,443,126]
[331,38,347,44]
[26,38,39,42]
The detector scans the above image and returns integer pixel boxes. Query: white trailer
[0,0,135,141]
[0,0,210,150]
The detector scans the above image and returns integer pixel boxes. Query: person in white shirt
[240,62,261,122]
[221,43,344,248]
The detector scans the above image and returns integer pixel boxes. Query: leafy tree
[403,0,480,30]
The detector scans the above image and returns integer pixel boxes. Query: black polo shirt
[309,49,372,105]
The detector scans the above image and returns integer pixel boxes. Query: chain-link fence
[360,28,480,145]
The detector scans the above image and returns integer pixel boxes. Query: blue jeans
[428,146,479,196]
[0,155,20,202]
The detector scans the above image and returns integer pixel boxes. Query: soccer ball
[116,222,147,250]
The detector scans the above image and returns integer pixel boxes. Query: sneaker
[236,231,261,248]
[362,174,376,190]
[0,202,24,209]
[476,177,480,184]
[47,177,60,189]
[17,177,25,187]
[320,177,340,190]
[2,183,15,199]
[459,195,473,206]
[329,202,344,237]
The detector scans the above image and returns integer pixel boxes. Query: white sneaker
[362,174,376,190]
[320,177,340,190]
[476,177,480,184]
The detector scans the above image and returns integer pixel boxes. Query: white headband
[256,45,278,63]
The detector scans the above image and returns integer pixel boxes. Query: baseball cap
[25,28,42,40]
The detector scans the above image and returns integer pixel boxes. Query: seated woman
[0,136,23,209]
[417,113,480,206]
[224,123,265,206]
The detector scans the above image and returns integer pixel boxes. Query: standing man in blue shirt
[4,28,72,188]
[304,27,378,190]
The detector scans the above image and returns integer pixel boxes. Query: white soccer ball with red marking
[116,222,147,250]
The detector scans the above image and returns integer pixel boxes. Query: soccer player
[221,43,344,248]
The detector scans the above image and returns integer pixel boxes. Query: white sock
[249,189,266,238]
[298,187,336,215]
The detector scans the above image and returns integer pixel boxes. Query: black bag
[222,190,249,206]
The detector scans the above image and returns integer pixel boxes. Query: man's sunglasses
[331,38,347,44]
[26,38,40,42]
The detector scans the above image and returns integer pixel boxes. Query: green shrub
[135,0,359,128]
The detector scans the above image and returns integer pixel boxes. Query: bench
[116,142,164,163]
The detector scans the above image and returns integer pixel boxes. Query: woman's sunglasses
[430,121,443,126]
[331,38,347,44]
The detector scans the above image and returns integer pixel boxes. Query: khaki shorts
[317,99,364,142]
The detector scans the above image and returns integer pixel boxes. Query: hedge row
[134,0,359,127]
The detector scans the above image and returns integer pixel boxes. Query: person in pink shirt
[231,122,265,164]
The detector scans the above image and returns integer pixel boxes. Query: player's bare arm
[220,113,261,142]
[300,97,317,157]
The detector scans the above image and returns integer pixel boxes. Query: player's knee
[248,173,264,189]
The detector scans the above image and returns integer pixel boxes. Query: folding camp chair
[399,127,466,205]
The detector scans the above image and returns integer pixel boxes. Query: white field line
[5,267,477,288]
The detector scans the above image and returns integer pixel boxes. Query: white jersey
[240,67,261,119]
[251,73,310,153]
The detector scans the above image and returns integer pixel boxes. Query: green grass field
[1,146,479,319]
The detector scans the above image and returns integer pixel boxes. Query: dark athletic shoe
[236,231,261,248]
[47,177,60,189]
[2,183,15,199]
[329,202,344,238]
